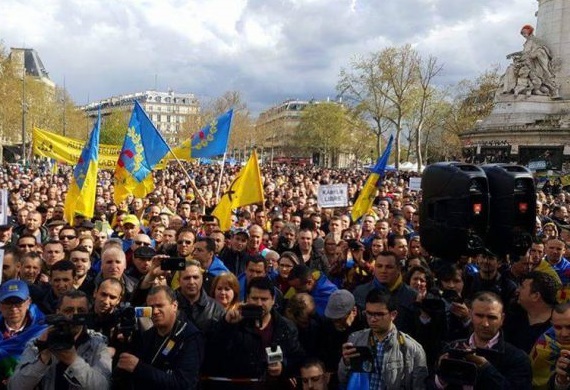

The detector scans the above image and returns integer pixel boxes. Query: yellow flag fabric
[63,114,100,224]
[212,151,265,231]
[351,172,380,222]
[33,127,120,170]
[351,135,393,222]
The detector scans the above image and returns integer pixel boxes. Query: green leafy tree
[293,102,352,167]
[100,110,129,145]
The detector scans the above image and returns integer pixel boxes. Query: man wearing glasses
[0,280,47,385]
[339,289,427,389]
[58,226,79,256]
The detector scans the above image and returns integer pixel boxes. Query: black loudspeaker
[420,162,490,259]
[481,164,536,257]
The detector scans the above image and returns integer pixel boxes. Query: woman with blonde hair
[210,272,240,311]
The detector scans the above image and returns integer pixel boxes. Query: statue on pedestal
[499,25,560,99]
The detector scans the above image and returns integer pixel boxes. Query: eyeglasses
[59,235,77,240]
[1,299,26,308]
[177,240,193,245]
[135,241,151,247]
[365,310,391,319]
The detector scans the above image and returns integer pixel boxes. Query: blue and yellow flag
[114,101,170,204]
[170,109,233,160]
[351,135,394,222]
[212,150,265,231]
[64,111,101,224]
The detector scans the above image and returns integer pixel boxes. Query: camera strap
[150,320,187,365]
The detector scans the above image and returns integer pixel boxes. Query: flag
[192,109,233,158]
[64,111,101,224]
[212,150,265,231]
[351,135,394,222]
[114,101,170,204]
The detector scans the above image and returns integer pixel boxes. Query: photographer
[339,289,427,389]
[115,285,203,390]
[8,290,112,389]
[205,277,304,389]
[434,292,531,389]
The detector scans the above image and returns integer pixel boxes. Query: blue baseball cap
[0,280,30,302]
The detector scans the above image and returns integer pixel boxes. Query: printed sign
[318,184,348,208]
[409,177,422,192]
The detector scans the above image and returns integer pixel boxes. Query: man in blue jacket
[0,280,47,384]
[192,237,229,293]
[287,264,338,316]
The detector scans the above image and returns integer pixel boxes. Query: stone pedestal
[459,0,570,169]
[537,0,570,99]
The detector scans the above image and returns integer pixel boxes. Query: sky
[0,0,539,117]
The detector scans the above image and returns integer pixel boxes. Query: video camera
[36,313,91,351]
[107,303,152,340]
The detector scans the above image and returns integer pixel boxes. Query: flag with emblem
[169,109,233,160]
[114,101,170,204]
[64,110,101,224]
[212,150,265,231]
[351,134,393,222]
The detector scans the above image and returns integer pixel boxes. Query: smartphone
[349,346,374,373]
[160,257,186,271]
[240,304,263,320]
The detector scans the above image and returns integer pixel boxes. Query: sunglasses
[135,241,151,247]
[59,235,77,240]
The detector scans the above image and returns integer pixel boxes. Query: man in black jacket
[176,260,225,334]
[117,285,203,390]
[434,291,532,389]
[205,277,304,389]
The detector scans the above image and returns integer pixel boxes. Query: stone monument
[461,0,570,170]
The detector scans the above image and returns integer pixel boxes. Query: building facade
[255,99,355,168]
[81,90,200,145]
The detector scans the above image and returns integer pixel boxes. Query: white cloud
[0,0,540,114]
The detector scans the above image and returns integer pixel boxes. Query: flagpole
[215,152,227,202]
[165,147,207,206]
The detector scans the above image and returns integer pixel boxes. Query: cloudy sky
[1,0,538,116]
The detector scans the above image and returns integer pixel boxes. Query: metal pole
[215,152,227,201]
[21,65,26,167]
[63,76,66,136]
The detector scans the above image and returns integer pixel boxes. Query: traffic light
[420,162,490,259]
[481,164,536,257]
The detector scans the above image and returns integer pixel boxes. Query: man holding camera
[434,292,531,389]
[339,289,427,389]
[116,285,203,390]
[205,277,304,388]
[9,290,112,389]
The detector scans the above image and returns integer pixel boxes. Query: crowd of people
[0,158,568,389]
